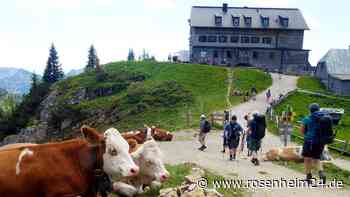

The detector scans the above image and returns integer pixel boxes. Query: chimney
[223,3,228,13]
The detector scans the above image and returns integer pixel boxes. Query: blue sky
[0,0,349,74]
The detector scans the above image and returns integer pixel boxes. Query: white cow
[113,129,170,197]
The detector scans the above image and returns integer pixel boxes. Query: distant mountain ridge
[66,68,84,77]
[0,67,35,95]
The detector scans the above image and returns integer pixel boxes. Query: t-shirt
[302,114,319,142]
[248,120,258,139]
[224,122,243,139]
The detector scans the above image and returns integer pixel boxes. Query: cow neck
[89,141,106,173]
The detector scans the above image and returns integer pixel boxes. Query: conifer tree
[86,45,98,71]
[127,49,135,61]
[43,43,64,83]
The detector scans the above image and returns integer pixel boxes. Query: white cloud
[144,0,176,9]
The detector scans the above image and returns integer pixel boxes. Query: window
[279,16,289,27]
[261,16,269,27]
[262,37,272,44]
[269,52,275,59]
[253,51,259,59]
[226,51,232,59]
[218,36,228,43]
[208,36,217,42]
[215,16,223,25]
[244,16,252,26]
[232,16,240,27]
[198,35,207,42]
[213,50,218,58]
[241,36,250,43]
[230,36,239,43]
[251,37,260,44]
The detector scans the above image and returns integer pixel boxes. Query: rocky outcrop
[0,124,48,146]
[159,166,223,197]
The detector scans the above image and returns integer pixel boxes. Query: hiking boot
[198,145,205,151]
[319,171,326,185]
[305,173,313,185]
[198,145,207,151]
[255,159,260,166]
[251,158,259,166]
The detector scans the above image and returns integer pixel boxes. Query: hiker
[241,114,252,157]
[198,114,211,151]
[225,115,243,160]
[243,91,250,102]
[266,89,271,103]
[221,110,230,153]
[247,111,266,166]
[300,103,334,184]
[251,86,257,101]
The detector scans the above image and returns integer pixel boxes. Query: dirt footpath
[159,74,350,197]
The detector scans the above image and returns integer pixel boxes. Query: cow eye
[109,148,118,156]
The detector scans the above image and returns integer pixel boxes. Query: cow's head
[132,140,170,182]
[81,126,139,178]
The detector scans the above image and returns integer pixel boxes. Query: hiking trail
[159,73,350,197]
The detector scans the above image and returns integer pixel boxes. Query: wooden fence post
[210,113,214,126]
[343,140,349,155]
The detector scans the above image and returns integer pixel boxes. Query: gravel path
[159,73,350,197]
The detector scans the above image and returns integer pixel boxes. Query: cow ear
[80,125,103,144]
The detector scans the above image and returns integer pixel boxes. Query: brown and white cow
[0,126,139,197]
[113,129,170,197]
[263,146,332,162]
[150,126,173,142]
[121,126,173,144]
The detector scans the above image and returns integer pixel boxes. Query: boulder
[159,188,179,197]
[182,189,205,197]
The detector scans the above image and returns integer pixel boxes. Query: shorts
[228,137,240,149]
[248,138,261,151]
[302,140,325,159]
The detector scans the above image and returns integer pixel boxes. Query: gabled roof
[319,49,350,78]
[190,6,309,30]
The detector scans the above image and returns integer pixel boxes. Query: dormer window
[215,15,223,25]
[244,16,252,26]
[279,16,289,27]
[261,16,269,27]
[232,16,240,27]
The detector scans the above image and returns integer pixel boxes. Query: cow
[122,130,147,144]
[150,126,173,141]
[0,126,139,197]
[113,129,170,197]
[121,126,173,144]
[263,146,332,162]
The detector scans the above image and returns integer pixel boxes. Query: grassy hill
[49,62,271,132]
[297,76,329,93]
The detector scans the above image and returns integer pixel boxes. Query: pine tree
[43,43,64,83]
[127,49,135,61]
[30,72,38,93]
[168,53,172,62]
[86,45,98,71]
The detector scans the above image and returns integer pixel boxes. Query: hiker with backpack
[266,89,271,103]
[251,86,257,101]
[300,103,335,184]
[247,111,266,166]
[224,115,243,160]
[199,114,211,151]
